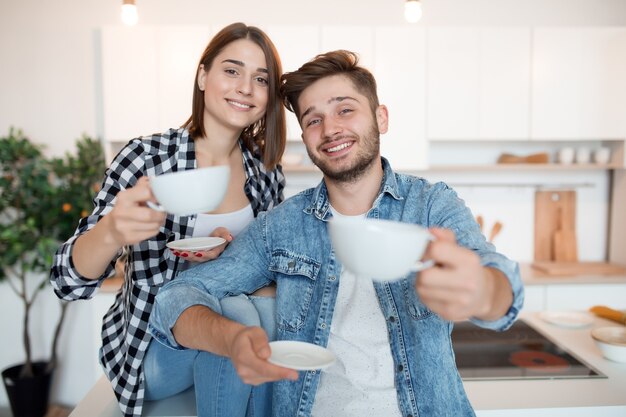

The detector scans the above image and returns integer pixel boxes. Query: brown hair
[183,22,285,169]
[280,50,379,121]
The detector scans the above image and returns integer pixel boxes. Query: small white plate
[540,311,594,329]
[166,237,226,251]
[268,341,336,370]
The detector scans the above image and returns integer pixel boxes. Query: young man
[149,50,524,417]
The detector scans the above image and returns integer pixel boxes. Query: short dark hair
[280,50,379,121]
[183,22,285,169]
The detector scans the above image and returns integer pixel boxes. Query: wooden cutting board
[534,190,578,262]
[532,261,626,276]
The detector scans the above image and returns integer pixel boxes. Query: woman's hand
[171,227,233,263]
[105,177,167,246]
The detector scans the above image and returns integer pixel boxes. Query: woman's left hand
[171,227,233,263]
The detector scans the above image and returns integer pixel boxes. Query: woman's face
[198,38,270,135]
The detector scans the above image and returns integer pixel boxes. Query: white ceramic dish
[327,217,433,281]
[539,311,594,329]
[166,237,226,251]
[591,327,626,363]
[268,341,336,370]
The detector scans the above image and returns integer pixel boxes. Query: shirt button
[320,323,327,329]
[397,364,404,372]
[389,316,396,322]
[329,275,336,281]
[288,261,296,268]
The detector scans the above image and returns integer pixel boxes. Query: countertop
[70,311,626,417]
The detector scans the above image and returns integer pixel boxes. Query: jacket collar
[304,157,402,221]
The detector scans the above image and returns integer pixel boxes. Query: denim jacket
[150,158,524,417]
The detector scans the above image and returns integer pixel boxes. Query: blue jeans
[144,294,276,417]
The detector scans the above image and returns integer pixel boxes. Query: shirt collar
[304,157,402,221]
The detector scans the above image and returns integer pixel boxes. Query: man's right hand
[227,326,299,385]
[105,176,167,246]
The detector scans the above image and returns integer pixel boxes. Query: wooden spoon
[489,221,502,243]
[476,215,484,232]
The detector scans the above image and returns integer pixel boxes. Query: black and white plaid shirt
[50,128,285,417]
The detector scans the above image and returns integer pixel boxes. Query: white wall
[1,0,625,410]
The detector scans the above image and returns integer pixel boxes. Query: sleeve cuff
[149,280,223,350]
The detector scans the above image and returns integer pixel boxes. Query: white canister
[558,147,575,164]
[576,147,591,164]
[593,147,611,164]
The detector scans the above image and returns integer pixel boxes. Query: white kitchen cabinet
[101,26,213,159]
[427,27,531,141]
[375,27,427,170]
[101,27,160,147]
[321,26,375,72]
[266,25,320,142]
[532,28,626,140]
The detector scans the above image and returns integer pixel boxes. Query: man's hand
[415,228,511,322]
[227,326,299,385]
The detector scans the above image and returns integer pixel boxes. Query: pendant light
[404,0,423,23]
[121,0,139,26]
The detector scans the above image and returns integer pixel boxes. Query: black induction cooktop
[451,319,606,381]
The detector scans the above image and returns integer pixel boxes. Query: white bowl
[327,217,433,281]
[149,165,230,216]
[591,327,626,363]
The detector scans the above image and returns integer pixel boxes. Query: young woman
[50,22,285,417]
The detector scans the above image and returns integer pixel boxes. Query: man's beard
[307,124,380,184]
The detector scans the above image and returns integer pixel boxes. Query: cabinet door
[479,28,530,140]
[101,27,159,142]
[375,27,427,170]
[427,28,480,140]
[321,26,375,71]
[266,25,320,142]
[532,28,626,140]
[545,284,626,311]
[156,26,213,132]
[427,27,531,141]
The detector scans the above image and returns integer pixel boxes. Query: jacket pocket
[270,249,320,332]
[402,278,435,320]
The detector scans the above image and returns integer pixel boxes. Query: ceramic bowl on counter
[591,327,626,363]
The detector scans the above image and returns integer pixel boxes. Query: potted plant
[0,128,105,417]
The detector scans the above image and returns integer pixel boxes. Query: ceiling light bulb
[404,0,422,23]
[121,0,138,26]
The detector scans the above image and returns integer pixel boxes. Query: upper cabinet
[427,27,531,141]
[100,26,212,157]
[531,28,626,140]
[375,27,427,170]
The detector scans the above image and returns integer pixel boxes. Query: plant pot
[2,361,53,417]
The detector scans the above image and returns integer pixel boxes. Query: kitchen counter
[70,311,626,417]
[520,262,626,285]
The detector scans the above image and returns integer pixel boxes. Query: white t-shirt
[311,210,402,417]
[192,204,254,238]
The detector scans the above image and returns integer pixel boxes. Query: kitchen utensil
[553,206,577,262]
[497,152,549,164]
[531,261,626,276]
[327,217,433,281]
[268,341,336,370]
[476,215,484,232]
[166,237,226,251]
[534,190,577,262]
[489,221,502,243]
[540,311,594,328]
[147,165,230,216]
[590,327,626,363]
[589,306,626,325]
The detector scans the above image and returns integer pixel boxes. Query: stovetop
[451,319,606,381]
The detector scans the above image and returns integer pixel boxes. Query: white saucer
[268,341,336,370]
[539,311,594,328]
[166,237,226,251]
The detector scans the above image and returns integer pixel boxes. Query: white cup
[327,217,434,281]
[593,147,611,164]
[147,165,230,216]
[576,147,591,164]
[557,147,575,164]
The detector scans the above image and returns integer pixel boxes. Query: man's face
[297,74,388,183]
